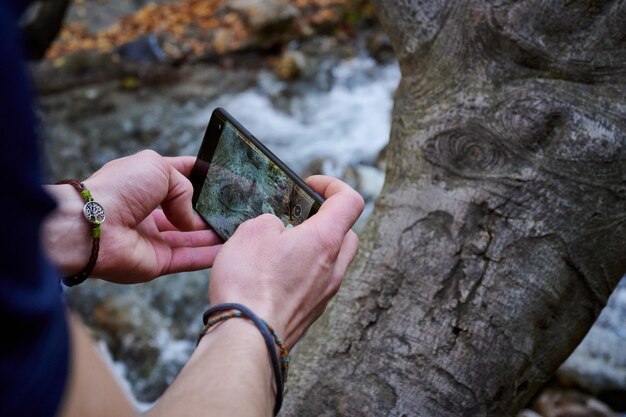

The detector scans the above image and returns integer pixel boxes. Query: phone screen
[192,109,322,240]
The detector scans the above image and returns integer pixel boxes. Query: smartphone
[190,108,324,241]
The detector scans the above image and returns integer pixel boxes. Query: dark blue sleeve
[0,2,70,416]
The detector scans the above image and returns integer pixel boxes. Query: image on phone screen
[192,109,322,240]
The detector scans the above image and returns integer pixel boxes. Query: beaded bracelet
[197,303,289,416]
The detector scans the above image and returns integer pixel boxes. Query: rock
[117,35,166,63]
[214,0,300,51]
[517,410,542,417]
[271,50,306,80]
[344,164,385,202]
[365,30,395,64]
[224,0,299,34]
[533,388,619,417]
[301,157,341,179]
[557,277,626,409]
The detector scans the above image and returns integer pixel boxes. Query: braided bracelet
[56,179,105,287]
[197,303,289,416]
[199,309,290,383]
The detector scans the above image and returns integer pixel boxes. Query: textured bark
[283,1,626,416]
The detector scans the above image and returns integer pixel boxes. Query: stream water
[189,57,400,172]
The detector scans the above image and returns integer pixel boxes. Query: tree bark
[283,1,626,416]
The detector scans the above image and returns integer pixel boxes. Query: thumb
[160,163,196,231]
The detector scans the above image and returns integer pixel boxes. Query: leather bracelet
[56,179,105,287]
[198,303,287,416]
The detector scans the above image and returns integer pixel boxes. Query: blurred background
[26,0,625,415]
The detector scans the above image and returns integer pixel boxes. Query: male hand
[208,175,365,349]
[44,150,221,284]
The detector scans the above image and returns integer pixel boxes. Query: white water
[188,56,401,174]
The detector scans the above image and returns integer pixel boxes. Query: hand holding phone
[209,174,364,349]
[190,108,323,240]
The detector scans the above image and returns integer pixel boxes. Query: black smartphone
[190,108,324,241]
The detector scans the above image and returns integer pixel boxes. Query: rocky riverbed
[33,0,626,414]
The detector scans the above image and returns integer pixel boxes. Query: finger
[165,156,196,178]
[232,213,285,239]
[153,210,210,232]
[160,164,196,231]
[165,245,223,275]
[304,175,365,239]
[329,230,360,294]
[161,229,222,248]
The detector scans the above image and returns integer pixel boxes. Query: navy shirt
[0,1,70,416]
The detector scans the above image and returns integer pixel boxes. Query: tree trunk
[283,1,626,416]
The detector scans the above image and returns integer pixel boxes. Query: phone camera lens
[293,204,302,218]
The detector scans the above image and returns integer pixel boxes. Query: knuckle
[235,218,257,234]
[137,149,168,176]
[256,213,284,230]
[258,212,281,224]
[137,149,162,160]
[237,213,282,235]
[173,170,193,195]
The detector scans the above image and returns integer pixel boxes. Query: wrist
[198,303,288,415]
[208,296,289,349]
[197,318,269,358]
[43,184,93,276]
[196,318,277,395]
